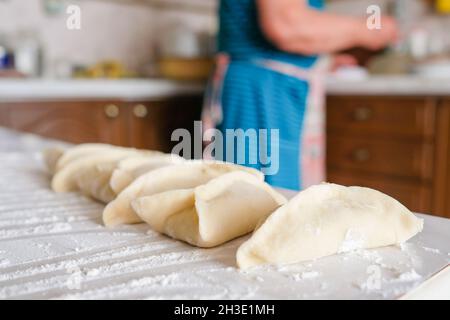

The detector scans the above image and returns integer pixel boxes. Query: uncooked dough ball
[237,183,423,269]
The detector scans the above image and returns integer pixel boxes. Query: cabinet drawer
[327,96,436,140]
[0,106,10,127]
[327,170,432,213]
[327,136,433,180]
[3,101,127,146]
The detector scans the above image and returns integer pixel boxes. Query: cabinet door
[0,104,10,127]
[326,95,439,216]
[1,101,127,145]
[433,99,450,218]
[126,95,203,152]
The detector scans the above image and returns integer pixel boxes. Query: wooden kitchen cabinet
[327,96,450,218]
[125,95,203,152]
[327,136,434,180]
[327,96,436,140]
[327,170,433,212]
[434,99,450,217]
[0,101,127,145]
[0,94,203,152]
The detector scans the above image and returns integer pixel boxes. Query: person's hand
[331,54,358,71]
[360,16,399,51]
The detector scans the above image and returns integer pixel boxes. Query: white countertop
[0,79,205,101]
[326,75,450,96]
[0,76,449,102]
[0,128,448,300]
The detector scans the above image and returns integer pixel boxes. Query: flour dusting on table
[0,128,448,299]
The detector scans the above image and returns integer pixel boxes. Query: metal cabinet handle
[104,104,120,118]
[352,148,371,162]
[133,104,148,118]
[353,107,372,121]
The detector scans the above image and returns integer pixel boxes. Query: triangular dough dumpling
[52,150,141,193]
[51,145,163,194]
[132,171,287,248]
[42,147,65,175]
[56,143,164,168]
[109,155,185,195]
[237,183,423,269]
[75,154,183,203]
[103,161,264,227]
[55,144,128,171]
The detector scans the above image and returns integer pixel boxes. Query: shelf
[90,0,217,14]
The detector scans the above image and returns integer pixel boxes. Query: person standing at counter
[203,0,398,190]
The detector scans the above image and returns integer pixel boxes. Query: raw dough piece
[237,183,424,269]
[75,154,183,203]
[52,151,138,193]
[56,144,124,171]
[52,148,159,192]
[51,144,162,194]
[42,147,65,175]
[103,161,263,227]
[132,171,287,248]
[109,155,185,195]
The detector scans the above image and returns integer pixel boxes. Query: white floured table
[0,127,449,300]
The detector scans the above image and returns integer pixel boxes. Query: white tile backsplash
[0,0,448,77]
[0,0,158,74]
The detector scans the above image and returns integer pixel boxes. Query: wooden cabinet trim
[433,99,450,218]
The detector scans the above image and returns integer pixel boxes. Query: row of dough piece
[44,144,423,269]
[44,144,286,249]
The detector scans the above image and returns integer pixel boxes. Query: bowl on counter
[158,57,213,81]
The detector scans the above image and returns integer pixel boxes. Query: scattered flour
[394,269,422,283]
[49,223,72,232]
[86,268,101,277]
[129,273,180,288]
[421,246,441,254]
[0,258,10,267]
[399,242,410,251]
[292,271,320,281]
[0,128,447,300]
[338,229,366,253]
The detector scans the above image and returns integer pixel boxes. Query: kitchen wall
[0,0,213,77]
[0,0,161,75]
[329,0,450,58]
[1,0,449,77]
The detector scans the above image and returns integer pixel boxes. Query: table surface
[0,128,449,300]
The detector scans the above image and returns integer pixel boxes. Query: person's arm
[257,0,398,55]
